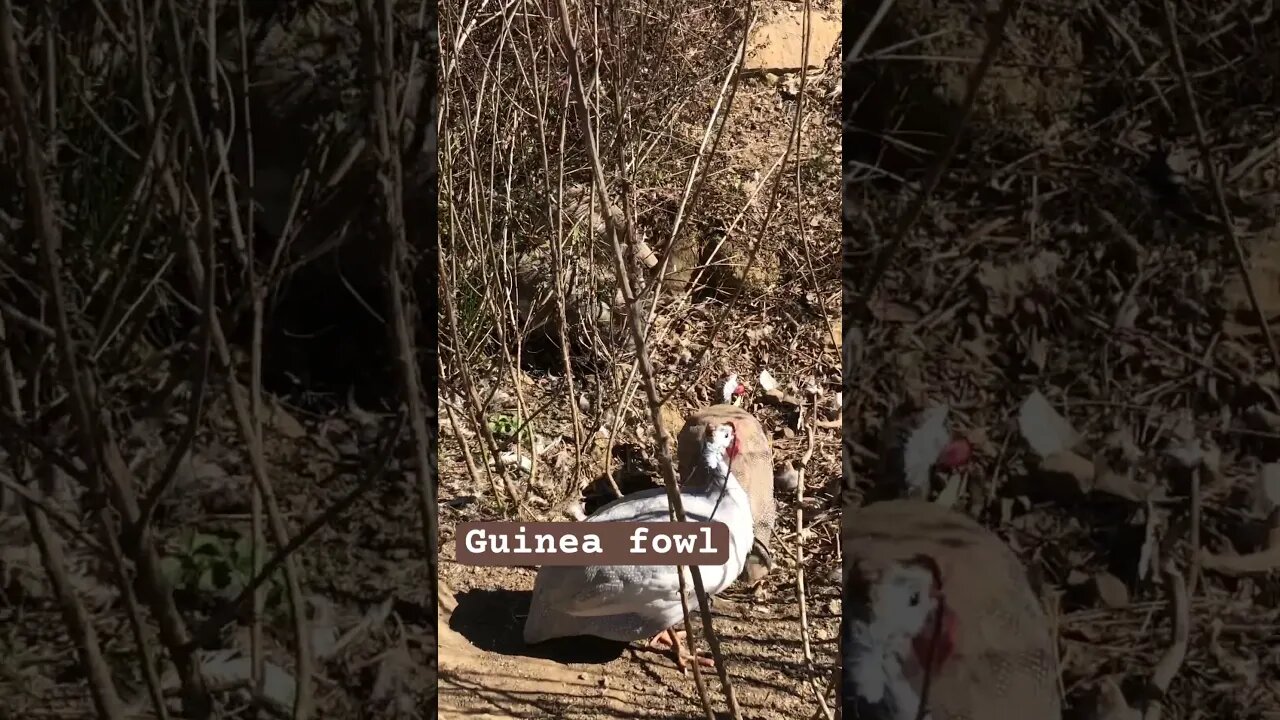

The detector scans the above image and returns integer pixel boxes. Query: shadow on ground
[450,588,627,663]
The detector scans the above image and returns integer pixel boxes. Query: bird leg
[646,627,716,670]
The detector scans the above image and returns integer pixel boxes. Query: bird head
[898,405,972,497]
[843,554,956,711]
[704,421,739,464]
[859,556,943,643]
[721,374,748,405]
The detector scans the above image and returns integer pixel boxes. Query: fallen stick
[1142,560,1189,720]
[1200,510,1280,576]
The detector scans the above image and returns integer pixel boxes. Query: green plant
[486,412,520,439]
[159,530,283,609]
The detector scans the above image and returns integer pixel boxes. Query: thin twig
[188,413,406,649]
[161,0,312,714]
[1158,0,1280,378]
[552,1,741,716]
[851,0,1021,315]
[0,472,106,557]
[1200,509,1280,575]
[355,0,439,615]
[797,395,833,720]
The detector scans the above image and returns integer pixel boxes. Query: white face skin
[868,563,937,642]
[704,423,736,468]
[847,561,939,718]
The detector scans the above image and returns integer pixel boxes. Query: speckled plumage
[524,426,754,645]
[842,500,1061,720]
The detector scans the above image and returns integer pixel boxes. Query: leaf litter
[844,2,1280,714]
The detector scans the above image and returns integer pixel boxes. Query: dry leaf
[758,369,779,392]
[1018,391,1081,458]
[870,299,922,323]
[498,450,533,473]
[1092,471,1157,503]
[310,596,340,661]
[977,252,1063,316]
[1254,463,1280,516]
[266,396,307,439]
[1165,439,1204,468]
[190,649,297,713]
[1208,618,1260,688]
[1093,572,1130,608]
[1084,427,1160,502]
[1223,237,1280,321]
[934,473,964,508]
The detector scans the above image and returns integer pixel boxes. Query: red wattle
[938,438,972,469]
[912,608,957,670]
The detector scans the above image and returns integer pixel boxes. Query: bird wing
[586,487,672,522]
[586,486,736,524]
[537,487,743,617]
[547,562,688,617]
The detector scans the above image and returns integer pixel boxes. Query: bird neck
[844,620,900,700]
[701,448,730,477]
[694,448,742,496]
[846,621,923,719]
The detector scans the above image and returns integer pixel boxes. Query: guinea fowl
[839,500,1061,720]
[878,401,971,500]
[523,422,754,669]
[677,375,776,583]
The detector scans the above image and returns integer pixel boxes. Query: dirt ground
[437,0,843,718]
[847,1,1280,717]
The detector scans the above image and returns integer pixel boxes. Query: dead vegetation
[846,0,1280,717]
[0,2,436,719]
[437,0,842,717]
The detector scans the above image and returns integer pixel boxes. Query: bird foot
[646,628,716,671]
